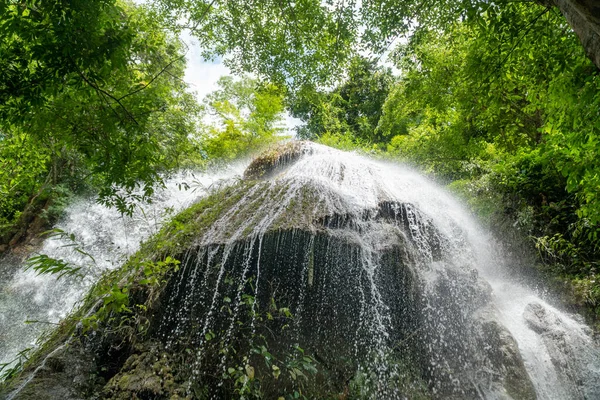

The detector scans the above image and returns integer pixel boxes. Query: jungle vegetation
[1,0,599,320]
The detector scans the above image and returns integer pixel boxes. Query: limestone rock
[2,143,541,400]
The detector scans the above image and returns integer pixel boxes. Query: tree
[149,1,599,89]
[537,0,600,69]
[377,2,591,175]
[371,2,600,313]
[0,0,198,242]
[151,0,359,89]
[198,76,287,161]
[289,56,394,145]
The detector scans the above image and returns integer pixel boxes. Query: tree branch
[76,69,139,125]
[117,55,185,102]
[480,7,551,85]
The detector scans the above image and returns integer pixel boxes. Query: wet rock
[102,343,185,400]
[524,302,557,334]
[3,341,98,400]
[4,143,544,400]
[524,302,600,399]
[477,316,537,400]
[243,141,311,180]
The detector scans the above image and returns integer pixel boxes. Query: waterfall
[2,142,599,400]
[0,167,244,370]
[150,143,600,398]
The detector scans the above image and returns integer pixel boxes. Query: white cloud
[181,31,231,102]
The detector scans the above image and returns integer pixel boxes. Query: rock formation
[1,142,539,399]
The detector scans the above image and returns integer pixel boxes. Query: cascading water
[0,168,244,370]
[148,142,600,399]
[463,222,600,399]
[2,142,599,400]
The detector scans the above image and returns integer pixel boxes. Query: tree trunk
[540,0,600,69]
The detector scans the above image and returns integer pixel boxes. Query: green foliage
[0,0,132,119]
[289,56,394,145]
[543,71,600,227]
[316,131,361,151]
[379,4,568,177]
[26,254,83,280]
[0,348,31,383]
[25,229,96,279]
[152,0,358,89]
[0,132,51,233]
[0,0,200,220]
[150,0,508,90]
[197,76,288,161]
[82,256,180,332]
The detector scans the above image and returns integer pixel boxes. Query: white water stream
[0,167,244,369]
[238,143,599,399]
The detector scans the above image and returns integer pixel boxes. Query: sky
[180,31,231,103]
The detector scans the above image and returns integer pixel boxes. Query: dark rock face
[3,341,97,400]
[153,227,424,396]
[523,302,600,398]
[145,206,533,399]
[101,342,189,400]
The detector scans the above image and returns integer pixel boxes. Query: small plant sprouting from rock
[201,281,322,400]
[82,256,181,333]
[0,348,31,383]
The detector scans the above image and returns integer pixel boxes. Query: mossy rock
[1,340,99,400]
[243,141,310,180]
[102,342,188,400]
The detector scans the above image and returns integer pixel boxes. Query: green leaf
[272,364,281,379]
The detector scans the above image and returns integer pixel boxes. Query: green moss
[139,181,256,257]
[243,141,307,180]
[102,342,186,400]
